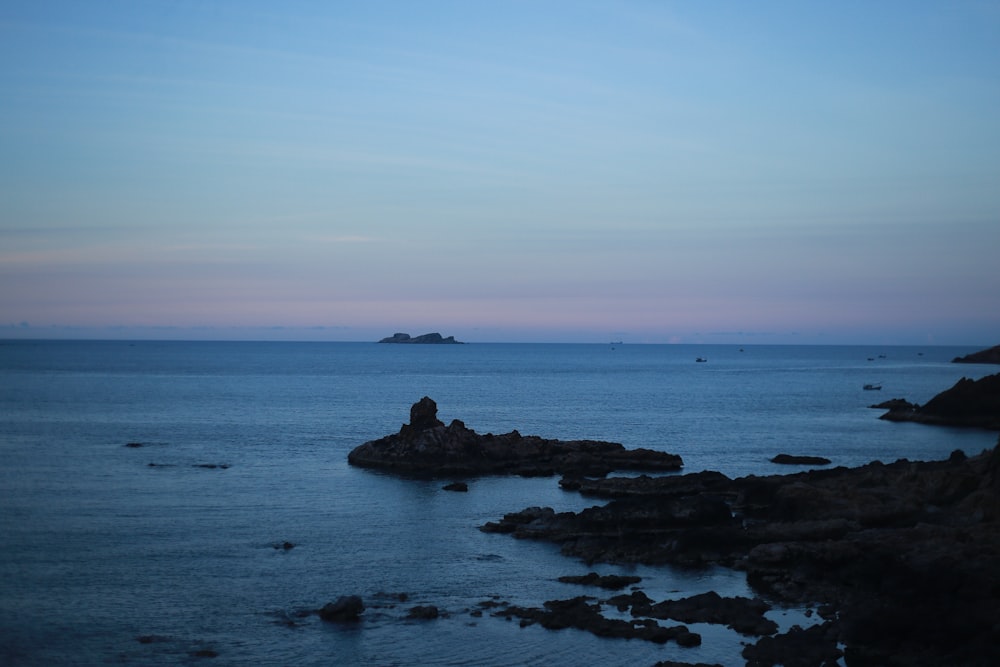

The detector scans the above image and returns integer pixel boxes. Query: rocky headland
[378,332,463,344]
[953,344,1000,364]
[347,397,683,477]
[877,372,1000,430]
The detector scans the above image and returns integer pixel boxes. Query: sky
[1,1,998,345]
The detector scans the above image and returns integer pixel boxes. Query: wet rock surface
[348,397,683,477]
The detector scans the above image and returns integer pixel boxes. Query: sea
[1,340,996,667]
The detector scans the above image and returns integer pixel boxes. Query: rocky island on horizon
[378,332,463,344]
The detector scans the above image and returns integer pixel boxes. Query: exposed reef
[378,332,463,344]
[878,372,1000,430]
[953,344,1000,364]
[347,397,683,477]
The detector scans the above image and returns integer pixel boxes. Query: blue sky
[2,1,998,344]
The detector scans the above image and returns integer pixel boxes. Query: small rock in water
[407,605,440,620]
[318,595,365,622]
[442,482,468,492]
[770,454,832,465]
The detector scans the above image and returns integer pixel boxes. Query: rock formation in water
[318,595,365,622]
[953,344,1000,364]
[482,438,1000,666]
[878,372,1000,429]
[347,397,683,477]
[378,332,463,344]
[770,453,832,465]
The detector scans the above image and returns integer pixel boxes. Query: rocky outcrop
[879,373,1000,429]
[378,332,463,344]
[347,397,683,477]
[406,605,440,620]
[318,595,365,622]
[557,572,641,589]
[953,344,1000,364]
[870,398,918,411]
[483,438,1000,666]
[492,595,702,646]
[770,454,832,465]
[606,590,778,636]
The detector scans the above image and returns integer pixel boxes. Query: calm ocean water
[1,340,996,666]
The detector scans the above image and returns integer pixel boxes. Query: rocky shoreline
[348,395,1000,666]
[484,444,1000,664]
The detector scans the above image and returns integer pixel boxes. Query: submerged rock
[406,605,440,620]
[348,397,683,477]
[318,595,365,622]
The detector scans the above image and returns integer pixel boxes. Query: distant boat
[696,357,707,363]
[863,383,882,391]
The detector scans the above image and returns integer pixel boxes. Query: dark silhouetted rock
[378,332,463,344]
[406,605,440,620]
[494,595,700,646]
[125,442,143,448]
[771,454,832,466]
[557,572,642,589]
[319,595,365,622]
[409,396,444,430]
[348,397,683,477]
[645,591,777,636]
[442,482,468,492]
[742,621,842,667]
[869,398,918,411]
[879,373,1000,429]
[485,436,1000,666]
[953,344,1000,364]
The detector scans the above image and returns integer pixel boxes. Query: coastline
[351,381,1000,666]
